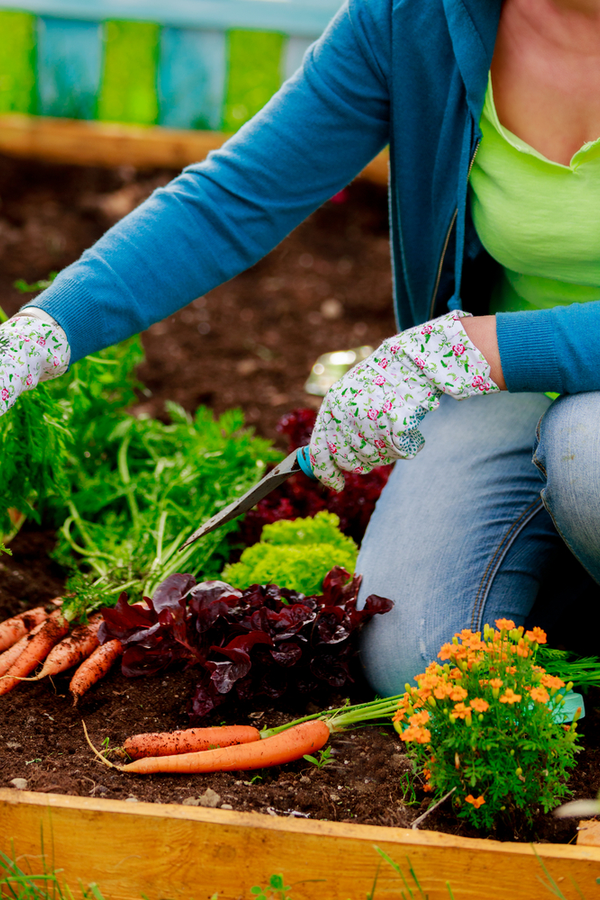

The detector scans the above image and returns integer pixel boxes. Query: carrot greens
[0,318,281,618]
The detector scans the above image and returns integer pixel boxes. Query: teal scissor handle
[296,445,316,479]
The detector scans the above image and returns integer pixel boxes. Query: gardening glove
[0,311,70,417]
[309,310,499,490]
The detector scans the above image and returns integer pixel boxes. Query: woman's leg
[355,391,570,697]
[534,392,600,584]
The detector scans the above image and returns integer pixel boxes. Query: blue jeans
[356,391,600,696]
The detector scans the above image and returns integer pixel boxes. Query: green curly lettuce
[222,511,358,595]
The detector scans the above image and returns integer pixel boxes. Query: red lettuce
[99,568,393,721]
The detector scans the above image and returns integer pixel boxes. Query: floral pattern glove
[309,310,500,490]
[0,315,70,416]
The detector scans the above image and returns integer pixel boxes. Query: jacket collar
[442,0,501,122]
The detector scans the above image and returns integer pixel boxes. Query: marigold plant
[393,620,581,831]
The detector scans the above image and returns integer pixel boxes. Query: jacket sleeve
[25,0,391,363]
[496,301,600,394]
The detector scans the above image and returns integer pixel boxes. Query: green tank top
[469,74,600,316]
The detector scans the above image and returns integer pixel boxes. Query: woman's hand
[309,310,501,490]
[0,315,70,416]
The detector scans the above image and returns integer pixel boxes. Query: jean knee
[534,393,600,574]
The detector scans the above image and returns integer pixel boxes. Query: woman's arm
[464,301,600,396]
[462,315,507,390]
[25,0,391,364]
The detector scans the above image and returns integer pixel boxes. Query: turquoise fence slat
[37,16,101,118]
[0,1,342,36]
[158,27,225,131]
[283,34,312,82]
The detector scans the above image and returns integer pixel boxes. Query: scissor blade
[179,449,301,550]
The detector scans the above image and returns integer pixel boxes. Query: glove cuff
[8,315,70,383]
[379,311,499,401]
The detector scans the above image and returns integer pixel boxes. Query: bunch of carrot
[87,719,332,775]
[0,604,123,702]
[88,694,407,776]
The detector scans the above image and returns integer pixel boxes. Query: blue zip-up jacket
[26,0,600,396]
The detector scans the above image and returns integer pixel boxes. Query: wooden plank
[223,29,285,133]
[2,789,600,900]
[578,819,600,847]
[0,115,389,185]
[0,10,37,114]
[158,27,226,131]
[37,16,102,119]
[97,20,160,125]
[0,1,342,36]
[0,114,224,168]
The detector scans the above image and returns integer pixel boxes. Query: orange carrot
[0,607,48,652]
[69,639,123,704]
[123,725,261,760]
[118,719,330,774]
[25,616,102,682]
[0,619,49,677]
[0,614,69,696]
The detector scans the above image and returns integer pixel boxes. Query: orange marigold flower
[499,688,522,704]
[495,618,516,631]
[409,710,430,726]
[449,667,463,680]
[401,725,431,744]
[434,682,453,700]
[530,687,550,704]
[452,702,472,720]
[449,686,468,701]
[541,673,565,690]
[438,643,454,661]
[525,627,547,644]
[506,666,517,674]
[415,674,439,694]
[470,698,489,713]
[489,678,503,689]
[456,628,477,643]
[465,794,485,809]
[516,643,530,658]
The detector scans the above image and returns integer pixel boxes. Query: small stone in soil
[198,788,221,808]
[6,742,22,750]
[10,778,28,790]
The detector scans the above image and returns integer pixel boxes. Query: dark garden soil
[0,153,598,846]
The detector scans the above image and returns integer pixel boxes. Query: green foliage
[13,273,58,293]
[0,325,281,617]
[0,326,143,535]
[222,511,358,595]
[394,621,581,832]
[55,401,280,611]
[302,745,334,768]
[251,875,292,900]
[0,381,72,533]
[539,645,600,690]
[0,847,106,900]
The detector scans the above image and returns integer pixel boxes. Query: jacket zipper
[428,138,481,320]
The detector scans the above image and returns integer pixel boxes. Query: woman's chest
[492,0,600,166]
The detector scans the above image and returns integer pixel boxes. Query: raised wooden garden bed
[2,789,600,900]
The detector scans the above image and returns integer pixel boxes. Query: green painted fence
[0,4,340,131]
